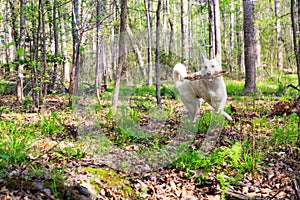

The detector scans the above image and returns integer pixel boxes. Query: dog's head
[199,54,222,78]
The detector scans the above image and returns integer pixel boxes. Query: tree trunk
[95,0,104,103]
[229,0,235,74]
[168,17,174,80]
[208,1,215,58]
[181,0,189,62]
[156,0,162,108]
[112,0,128,112]
[52,0,59,91]
[40,0,47,100]
[253,1,261,69]
[69,0,80,104]
[243,0,257,93]
[30,0,40,109]
[126,24,146,79]
[144,0,153,85]
[17,0,26,103]
[208,0,221,62]
[291,0,300,86]
[275,0,283,70]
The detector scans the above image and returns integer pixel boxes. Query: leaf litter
[0,94,299,199]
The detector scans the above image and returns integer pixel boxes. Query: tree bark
[168,17,174,80]
[253,1,261,69]
[95,0,104,103]
[16,0,26,103]
[275,0,283,70]
[291,0,300,86]
[40,0,47,100]
[208,0,221,63]
[181,0,189,62]
[126,24,146,79]
[144,0,153,85]
[52,0,59,91]
[112,0,128,112]
[243,0,257,93]
[156,0,162,108]
[69,0,80,104]
[229,0,235,73]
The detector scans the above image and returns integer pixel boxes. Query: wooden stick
[184,70,228,81]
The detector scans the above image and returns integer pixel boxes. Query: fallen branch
[282,84,300,95]
[184,70,228,81]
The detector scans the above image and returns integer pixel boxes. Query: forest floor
[0,78,299,200]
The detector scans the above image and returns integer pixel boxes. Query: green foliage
[37,112,64,136]
[271,114,299,147]
[52,146,85,159]
[197,111,211,133]
[133,85,176,99]
[0,121,34,167]
[173,142,262,186]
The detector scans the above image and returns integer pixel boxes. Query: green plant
[37,112,65,136]
[271,113,299,147]
[0,121,34,167]
[216,172,235,198]
[197,111,211,133]
[129,107,140,122]
[48,167,66,199]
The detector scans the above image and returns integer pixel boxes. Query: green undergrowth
[0,74,299,198]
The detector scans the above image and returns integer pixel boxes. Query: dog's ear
[214,52,221,63]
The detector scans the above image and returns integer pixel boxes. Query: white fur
[173,56,232,122]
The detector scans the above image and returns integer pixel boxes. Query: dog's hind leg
[181,94,200,122]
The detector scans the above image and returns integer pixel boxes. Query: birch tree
[16,0,26,103]
[275,0,283,70]
[156,0,162,108]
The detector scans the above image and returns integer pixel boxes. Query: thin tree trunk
[156,0,162,108]
[95,0,104,103]
[208,1,215,58]
[208,0,221,62]
[229,0,234,74]
[69,0,80,104]
[112,0,127,112]
[167,16,174,80]
[181,0,189,62]
[243,0,257,93]
[275,0,283,70]
[291,0,300,86]
[144,0,153,85]
[126,24,146,79]
[31,1,40,109]
[17,0,26,103]
[40,0,47,99]
[52,0,59,91]
[214,0,221,62]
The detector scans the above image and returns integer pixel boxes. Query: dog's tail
[173,63,187,87]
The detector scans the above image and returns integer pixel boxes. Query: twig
[184,71,228,81]
[282,84,300,95]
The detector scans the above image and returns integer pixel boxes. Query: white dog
[173,55,232,122]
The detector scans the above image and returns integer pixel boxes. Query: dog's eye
[211,65,215,68]
[204,66,207,69]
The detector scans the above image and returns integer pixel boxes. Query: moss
[84,167,138,199]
